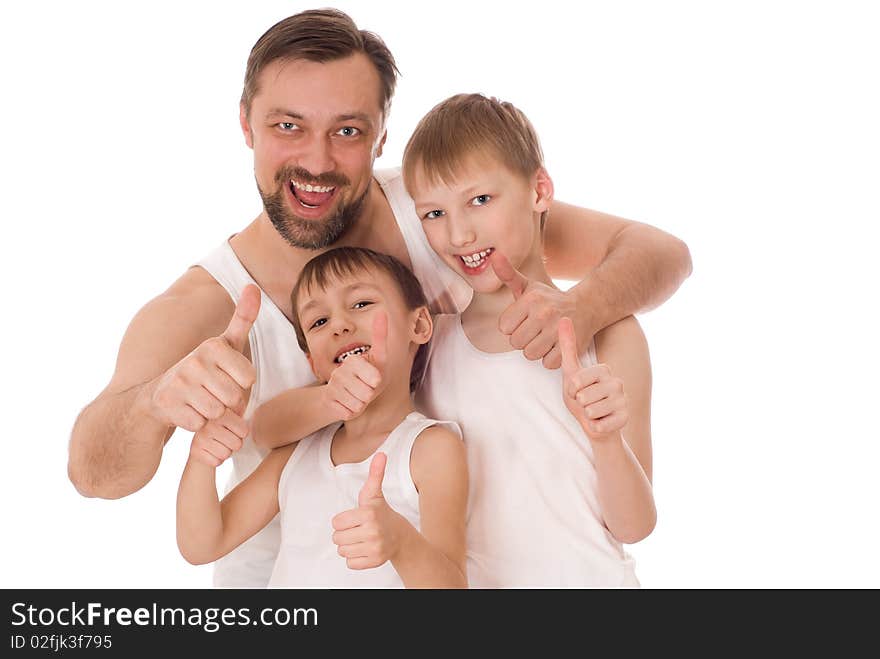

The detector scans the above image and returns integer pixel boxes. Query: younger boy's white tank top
[416,315,640,588]
[268,412,462,588]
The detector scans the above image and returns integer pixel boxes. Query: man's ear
[376,130,387,159]
[411,307,433,345]
[533,167,554,213]
[240,103,254,149]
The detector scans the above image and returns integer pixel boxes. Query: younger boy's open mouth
[334,344,371,364]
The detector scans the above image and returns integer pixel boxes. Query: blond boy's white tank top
[196,168,469,587]
[416,315,639,588]
[268,413,461,588]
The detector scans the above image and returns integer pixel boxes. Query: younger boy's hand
[322,312,388,421]
[331,453,405,570]
[559,317,628,441]
[189,407,249,467]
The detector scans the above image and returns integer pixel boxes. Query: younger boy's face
[411,157,551,294]
[296,266,424,383]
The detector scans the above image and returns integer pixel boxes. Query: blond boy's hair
[402,93,548,229]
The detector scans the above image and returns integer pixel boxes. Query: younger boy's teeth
[335,345,371,363]
[461,248,494,268]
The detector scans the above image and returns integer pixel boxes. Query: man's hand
[321,312,388,421]
[146,284,260,432]
[331,452,405,570]
[559,317,628,441]
[490,250,581,370]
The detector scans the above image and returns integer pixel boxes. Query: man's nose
[297,134,336,178]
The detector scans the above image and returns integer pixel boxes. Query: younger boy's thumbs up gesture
[331,452,405,570]
[559,317,628,441]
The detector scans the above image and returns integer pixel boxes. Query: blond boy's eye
[336,126,361,137]
[471,194,491,206]
[424,210,445,220]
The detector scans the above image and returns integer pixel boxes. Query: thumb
[367,311,388,369]
[489,250,528,299]
[222,284,261,353]
[359,452,387,506]
[558,317,582,376]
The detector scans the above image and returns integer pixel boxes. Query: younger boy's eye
[423,210,445,220]
[471,194,491,206]
[353,300,373,309]
[309,317,327,330]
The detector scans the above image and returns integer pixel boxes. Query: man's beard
[258,166,369,250]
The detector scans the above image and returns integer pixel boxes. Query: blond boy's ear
[240,103,254,149]
[411,307,433,346]
[533,167,554,213]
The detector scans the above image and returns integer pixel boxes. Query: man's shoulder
[141,266,235,337]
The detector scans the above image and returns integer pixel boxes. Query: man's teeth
[291,180,335,193]
[461,248,494,268]
[335,345,371,363]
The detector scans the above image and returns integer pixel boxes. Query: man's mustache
[275,166,350,188]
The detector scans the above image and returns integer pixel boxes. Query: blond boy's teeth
[291,180,335,193]
[461,248,494,267]
[335,345,371,364]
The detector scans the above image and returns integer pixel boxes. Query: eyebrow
[297,281,382,317]
[267,109,374,126]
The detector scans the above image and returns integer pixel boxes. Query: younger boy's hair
[290,247,430,392]
[402,93,548,229]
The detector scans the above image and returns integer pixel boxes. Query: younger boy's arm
[331,427,468,588]
[176,418,294,565]
[560,316,657,544]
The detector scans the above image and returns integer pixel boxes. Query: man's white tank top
[196,168,469,587]
[268,412,461,588]
[416,315,640,588]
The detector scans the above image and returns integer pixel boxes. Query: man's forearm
[570,224,692,336]
[68,383,172,499]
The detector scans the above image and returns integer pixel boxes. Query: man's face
[242,54,387,249]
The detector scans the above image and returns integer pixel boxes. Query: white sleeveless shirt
[268,412,461,588]
[416,315,639,588]
[197,168,469,587]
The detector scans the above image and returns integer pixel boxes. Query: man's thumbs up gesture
[559,317,628,442]
[331,452,405,570]
[149,284,260,442]
[490,251,580,370]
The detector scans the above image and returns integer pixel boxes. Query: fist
[148,285,260,432]
[559,317,628,441]
[189,408,250,467]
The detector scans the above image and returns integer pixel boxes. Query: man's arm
[494,201,692,369]
[545,201,692,332]
[68,269,257,499]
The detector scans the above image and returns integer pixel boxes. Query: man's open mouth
[290,179,337,209]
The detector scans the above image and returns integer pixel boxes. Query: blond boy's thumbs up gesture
[559,317,628,441]
[331,452,405,570]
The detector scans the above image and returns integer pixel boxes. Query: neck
[339,376,415,440]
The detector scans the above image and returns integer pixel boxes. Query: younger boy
[402,94,657,587]
[176,247,468,588]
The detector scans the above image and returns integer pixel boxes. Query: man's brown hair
[241,9,399,118]
[290,247,430,393]
[402,93,548,227]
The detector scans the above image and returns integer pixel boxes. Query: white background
[1,0,878,589]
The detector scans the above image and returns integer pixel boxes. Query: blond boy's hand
[330,453,405,570]
[559,317,628,441]
[490,251,578,370]
[188,407,250,467]
[322,312,388,421]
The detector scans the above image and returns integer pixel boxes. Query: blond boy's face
[296,267,425,383]
[411,157,551,294]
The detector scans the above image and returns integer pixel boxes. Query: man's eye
[279,122,299,132]
[353,300,373,309]
[423,210,445,220]
[471,194,491,206]
[337,127,361,137]
[309,318,327,330]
